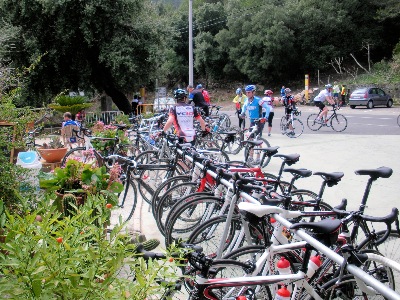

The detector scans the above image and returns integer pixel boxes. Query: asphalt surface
[127,106,400,248]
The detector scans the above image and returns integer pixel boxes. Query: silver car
[349,87,393,109]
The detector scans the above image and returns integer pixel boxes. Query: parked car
[349,87,393,109]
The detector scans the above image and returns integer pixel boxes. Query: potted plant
[48,93,93,117]
[90,121,130,156]
[37,136,68,163]
[39,159,124,216]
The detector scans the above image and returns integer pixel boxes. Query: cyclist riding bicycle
[314,84,336,125]
[240,85,270,137]
[162,89,206,145]
[282,88,297,136]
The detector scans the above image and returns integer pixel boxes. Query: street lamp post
[188,0,193,86]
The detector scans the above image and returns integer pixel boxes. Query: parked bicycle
[307,106,348,132]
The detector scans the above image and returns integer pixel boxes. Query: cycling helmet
[284,88,291,94]
[196,84,203,89]
[174,89,187,100]
[325,84,333,89]
[264,89,273,95]
[236,88,242,95]
[245,85,256,92]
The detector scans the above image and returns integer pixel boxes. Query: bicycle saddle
[355,166,392,179]
[273,153,300,165]
[283,168,312,178]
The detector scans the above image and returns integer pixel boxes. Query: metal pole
[188,0,193,86]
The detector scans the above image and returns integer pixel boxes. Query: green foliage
[48,94,93,115]
[90,122,130,156]
[0,195,182,299]
[41,136,64,149]
[39,159,124,208]
[115,113,131,125]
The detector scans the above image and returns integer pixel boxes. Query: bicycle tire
[110,175,138,226]
[289,189,333,223]
[280,116,288,135]
[289,118,304,138]
[397,115,400,127]
[205,258,272,300]
[218,113,232,128]
[186,214,258,258]
[358,231,400,266]
[221,127,244,155]
[151,175,191,217]
[244,137,272,168]
[164,191,215,230]
[330,113,348,132]
[199,148,230,163]
[155,182,200,235]
[307,113,322,131]
[138,159,187,205]
[61,146,103,167]
[319,250,396,299]
[164,196,225,247]
[262,172,294,195]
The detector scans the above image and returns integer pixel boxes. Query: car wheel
[387,99,393,108]
[350,105,356,109]
[367,100,373,109]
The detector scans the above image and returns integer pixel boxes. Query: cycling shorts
[314,101,325,110]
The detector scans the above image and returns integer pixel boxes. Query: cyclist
[187,85,209,117]
[313,84,336,125]
[263,89,275,136]
[239,85,270,137]
[162,89,206,145]
[282,88,296,136]
[232,87,247,129]
[332,81,340,105]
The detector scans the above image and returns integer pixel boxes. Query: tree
[0,0,167,113]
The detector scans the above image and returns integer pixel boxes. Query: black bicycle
[307,106,348,132]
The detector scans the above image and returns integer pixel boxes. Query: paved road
[224,106,400,135]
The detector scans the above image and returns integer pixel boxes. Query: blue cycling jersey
[241,96,270,121]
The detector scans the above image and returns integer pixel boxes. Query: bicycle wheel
[61,147,102,167]
[397,115,400,127]
[218,113,232,128]
[221,127,244,155]
[307,114,322,131]
[109,175,138,226]
[244,137,272,168]
[164,196,225,247]
[186,215,240,257]
[280,116,288,135]
[320,250,396,299]
[289,189,333,223]
[155,182,200,235]
[222,245,297,297]
[151,175,191,217]
[289,118,304,138]
[206,259,273,300]
[262,172,294,195]
[358,231,400,270]
[138,159,187,205]
[330,113,348,132]
[164,192,215,231]
[199,148,230,163]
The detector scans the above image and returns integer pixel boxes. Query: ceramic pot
[38,147,68,163]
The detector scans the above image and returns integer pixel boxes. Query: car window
[353,89,367,94]
[369,88,376,95]
[376,88,385,96]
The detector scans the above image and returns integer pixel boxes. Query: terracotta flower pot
[38,147,68,163]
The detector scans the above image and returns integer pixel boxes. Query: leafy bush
[0,195,182,299]
[48,95,92,115]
